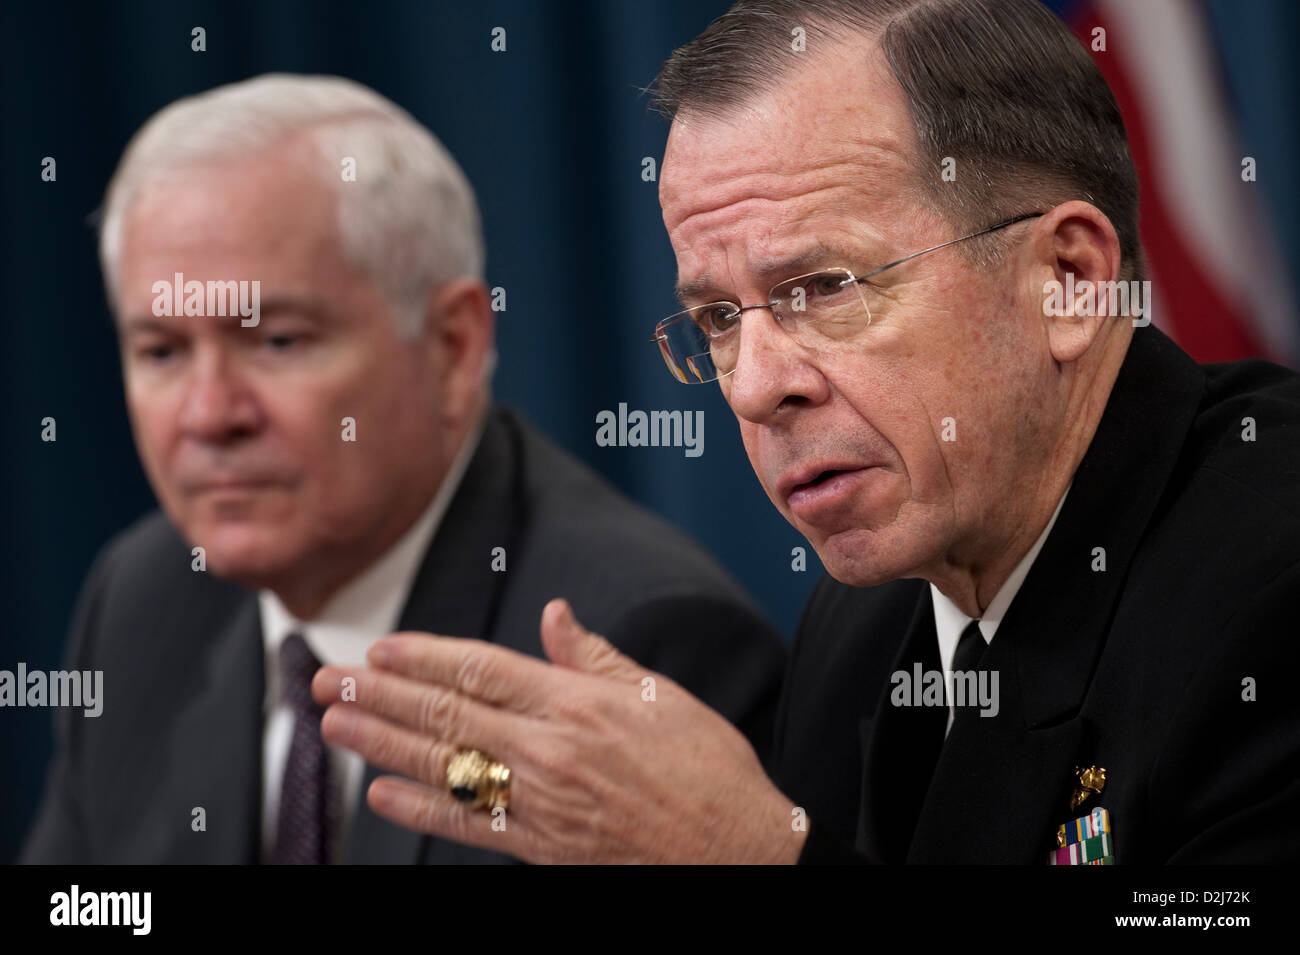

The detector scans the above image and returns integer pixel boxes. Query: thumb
[541,598,643,680]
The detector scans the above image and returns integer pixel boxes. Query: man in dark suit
[309,0,1298,863]
[778,322,1300,863]
[19,74,784,864]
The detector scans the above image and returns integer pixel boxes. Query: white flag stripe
[1099,0,1297,359]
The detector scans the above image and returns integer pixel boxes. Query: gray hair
[99,73,486,334]
[654,0,1142,279]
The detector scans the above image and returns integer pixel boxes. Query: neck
[269,479,439,621]
[267,405,484,620]
[929,329,1131,617]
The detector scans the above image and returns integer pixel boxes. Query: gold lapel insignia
[1069,765,1107,813]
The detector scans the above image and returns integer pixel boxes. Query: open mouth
[796,469,851,492]
[784,465,878,522]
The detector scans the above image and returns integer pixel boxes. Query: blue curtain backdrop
[2,0,1297,861]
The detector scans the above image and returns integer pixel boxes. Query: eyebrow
[120,295,335,333]
[673,240,879,305]
[121,315,178,336]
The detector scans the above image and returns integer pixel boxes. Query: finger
[365,775,525,859]
[364,632,581,714]
[313,666,534,764]
[320,702,464,788]
[540,598,645,681]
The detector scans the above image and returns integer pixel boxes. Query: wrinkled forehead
[659,39,921,239]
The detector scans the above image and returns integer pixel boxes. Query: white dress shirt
[931,485,1071,736]
[258,417,484,863]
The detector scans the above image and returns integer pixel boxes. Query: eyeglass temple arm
[855,212,1044,282]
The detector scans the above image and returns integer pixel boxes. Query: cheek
[274,388,364,482]
[833,358,954,503]
[125,390,177,479]
[280,363,423,496]
[876,357,1024,520]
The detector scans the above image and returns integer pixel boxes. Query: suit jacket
[22,405,786,864]
[775,326,1300,864]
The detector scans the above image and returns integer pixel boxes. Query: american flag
[1046,0,1299,366]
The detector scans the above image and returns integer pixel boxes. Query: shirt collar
[932,482,1071,665]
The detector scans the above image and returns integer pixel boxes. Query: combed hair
[654,0,1142,278]
[99,73,485,333]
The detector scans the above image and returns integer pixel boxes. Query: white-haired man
[20,73,785,864]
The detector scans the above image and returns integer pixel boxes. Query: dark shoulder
[96,509,247,600]
[1186,356,1300,527]
[789,575,923,693]
[488,409,786,730]
[500,407,759,615]
[1137,357,1300,617]
[72,510,250,665]
[93,510,190,589]
[771,575,922,837]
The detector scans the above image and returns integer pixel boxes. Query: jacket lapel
[902,327,1206,862]
[857,584,949,863]
[343,409,523,864]
[906,646,1086,863]
[160,595,265,863]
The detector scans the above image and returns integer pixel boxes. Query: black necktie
[949,619,986,727]
[270,632,339,864]
[953,619,986,673]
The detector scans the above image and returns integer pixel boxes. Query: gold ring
[445,748,511,812]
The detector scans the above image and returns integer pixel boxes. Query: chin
[811,526,930,589]
[186,521,306,587]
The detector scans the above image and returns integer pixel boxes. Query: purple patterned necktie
[270,632,340,864]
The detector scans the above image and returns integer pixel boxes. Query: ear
[419,278,495,425]
[1027,200,1125,365]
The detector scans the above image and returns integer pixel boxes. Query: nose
[723,304,830,424]
[177,346,264,442]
